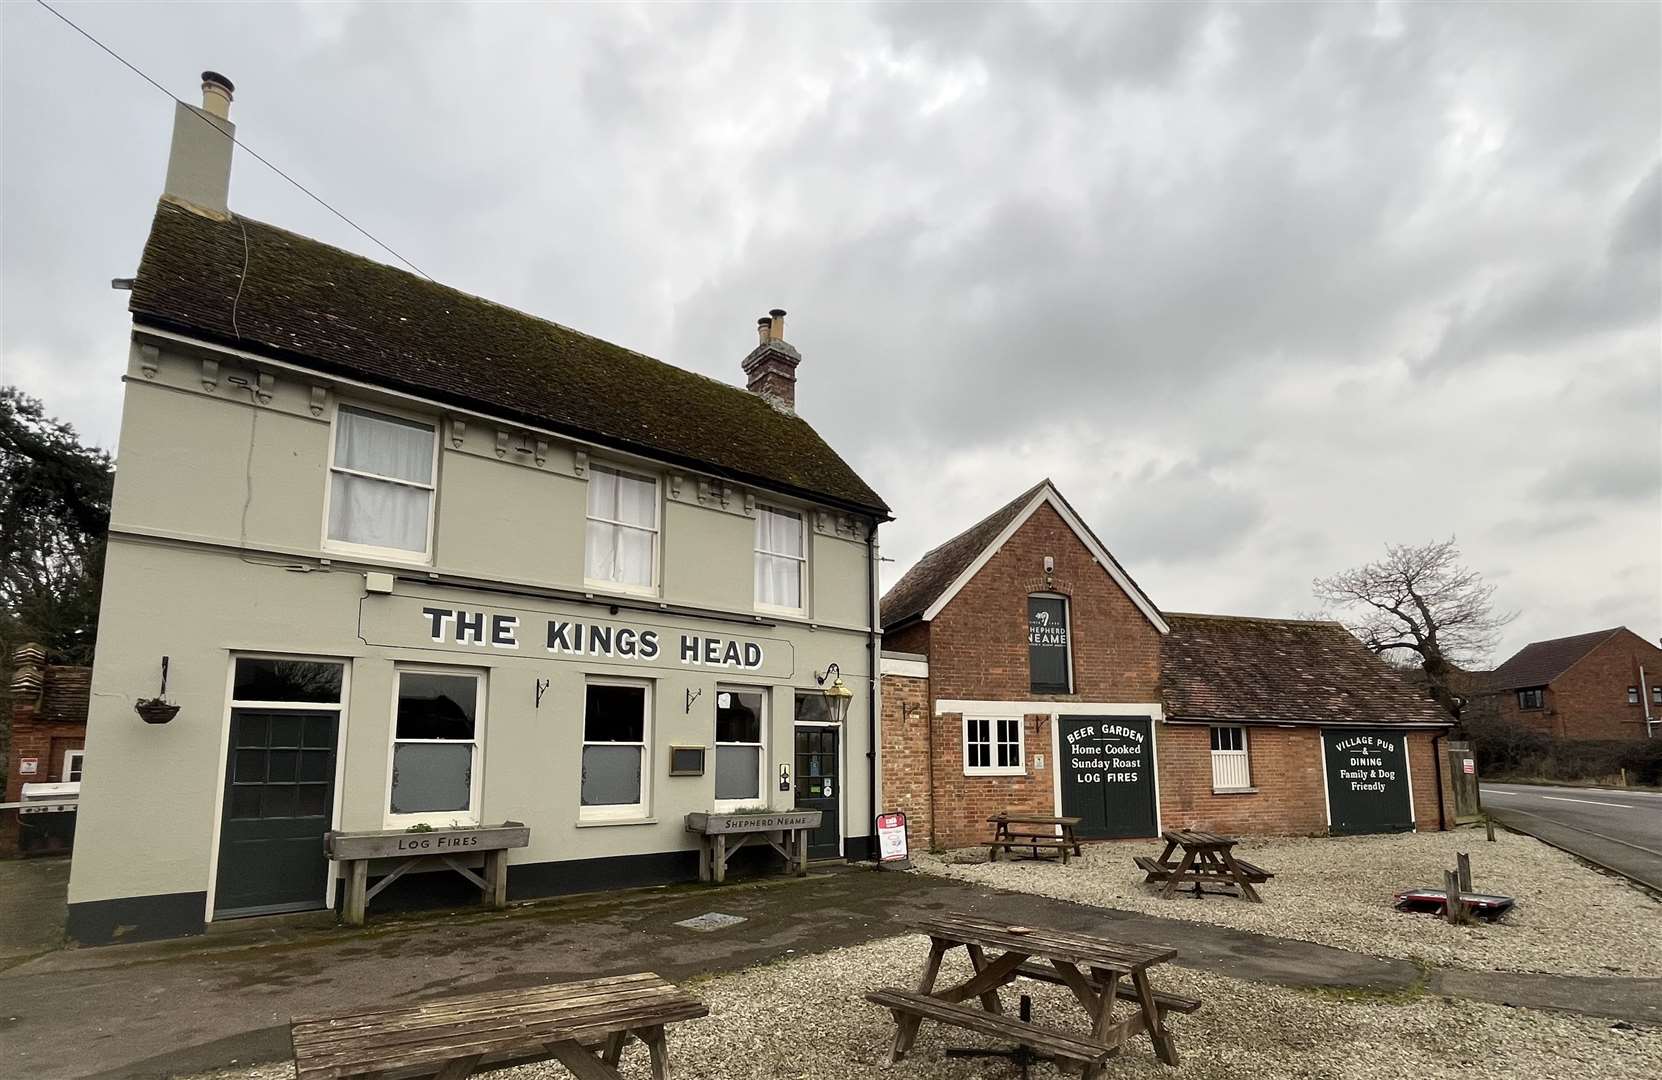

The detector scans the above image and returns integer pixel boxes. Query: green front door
[214,709,338,917]
[794,725,841,859]
[1323,729,1414,835]
[1059,715,1157,839]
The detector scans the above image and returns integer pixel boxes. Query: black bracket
[685,687,703,713]
[534,678,549,708]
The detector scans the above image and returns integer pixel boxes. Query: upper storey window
[1028,594,1073,694]
[755,505,806,613]
[325,405,438,560]
[586,464,659,592]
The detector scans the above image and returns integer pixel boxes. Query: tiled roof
[129,200,888,516]
[1485,628,1626,691]
[879,481,1049,629]
[16,666,92,726]
[1162,613,1449,726]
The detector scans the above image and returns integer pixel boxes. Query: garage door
[1322,729,1414,835]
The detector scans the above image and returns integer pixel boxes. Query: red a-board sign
[876,811,909,862]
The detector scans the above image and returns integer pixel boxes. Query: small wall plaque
[669,745,706,776]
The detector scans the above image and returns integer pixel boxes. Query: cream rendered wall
[660,499,752,612]
[435,450,586,585]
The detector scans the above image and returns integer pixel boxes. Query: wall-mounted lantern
[816,663,854,725]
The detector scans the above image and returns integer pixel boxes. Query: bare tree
[1314,538,1514,721]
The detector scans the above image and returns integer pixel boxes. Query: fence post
[1443,868,1469,925]
[1457,852,1472,892]
[1484,815,1495,842]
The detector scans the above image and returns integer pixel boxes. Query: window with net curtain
[389,670,480,820]
[327,406,436,556]
[586,466,658,590]
[582,681,649,817]
[755,506,805,611]
[715,688,765,804]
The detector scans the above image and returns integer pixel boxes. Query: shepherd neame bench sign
[360,594,794,678]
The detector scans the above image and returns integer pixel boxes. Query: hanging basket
[135,698,180,725]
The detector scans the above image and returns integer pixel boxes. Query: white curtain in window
[336,408,433,483]
[586,467,656,587]
[329,473,431,551]
[757,508,803,556]
[756,508,803,608]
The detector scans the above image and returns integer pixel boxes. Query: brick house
[1480,628,1662,741]
[3,644,91,856]
[879,481,1455,849]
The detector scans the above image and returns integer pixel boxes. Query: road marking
[1541,795,1631,809]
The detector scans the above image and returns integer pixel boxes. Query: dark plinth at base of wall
[508,849,700,902]
[66,891,207,946]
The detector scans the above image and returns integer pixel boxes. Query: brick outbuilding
[3,644,91,856]
[878,480,1455,850]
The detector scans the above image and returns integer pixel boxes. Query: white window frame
[322,401,440,564]
[1628,686,1640,705]
[62,749,84,783]
[1209,725,1252,792]
[579,676,653,823]
[962,715,1025,776]
[584,463,662,596]
[754,503,808,615]
[1028,592,1075,695]
[714,685,768,811]
[384,665,486,829]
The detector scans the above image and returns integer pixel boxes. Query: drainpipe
[1640,663,1654,738]
[866,521,880,861]
[1431,731,1448,831]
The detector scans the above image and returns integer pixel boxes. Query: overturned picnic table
[290,971,707,1080]
[1135,828,1273,902]
[866,912,1195,1078]
[988,813,1085,864]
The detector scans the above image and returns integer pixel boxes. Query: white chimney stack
[163,71,236,215]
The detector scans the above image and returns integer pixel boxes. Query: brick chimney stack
[742,308,802,412]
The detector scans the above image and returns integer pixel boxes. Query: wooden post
[796,826,809,875]
[712,833,727,884]
[345,858,368,927]
[1443,869,1469,925]
[1485,815,1495,842]
[1456,852,1472,893]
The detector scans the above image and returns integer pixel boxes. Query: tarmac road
[1482,781,1662,891]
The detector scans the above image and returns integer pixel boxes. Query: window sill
[1210,787,1259,796]
[326,541,432,566]
[583,580,660,600]
[575,816,658,828]
[964,768,1027,778]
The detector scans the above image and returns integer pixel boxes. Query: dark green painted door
[794,725,841,859]
[215,709,338,918]
[1323,729,1414,835]
[1059,715,1157,839]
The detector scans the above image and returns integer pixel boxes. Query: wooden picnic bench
[987,813,1084,865]
[866,911,1188,1078]
[290,971,707,1080]
[685,809,821,884]
[1135,828,1273,902]
[325,822,530,927]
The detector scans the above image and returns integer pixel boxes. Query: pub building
[66,74,888,944]
[878,480,1455,850]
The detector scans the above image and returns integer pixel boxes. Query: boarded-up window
[1028,595,1071,694]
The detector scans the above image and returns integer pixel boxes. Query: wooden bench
[685,810,821,884]
[987,814,1084,865]
[866,988,1113,1072]
[1011,961,1202,1018]
[291,971,707,1080]
[325,822,530,927]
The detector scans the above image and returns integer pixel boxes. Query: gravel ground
[915,829,1662,977]
[183,934,1657,1080]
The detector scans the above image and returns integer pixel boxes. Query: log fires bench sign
[1322,730,1414,835]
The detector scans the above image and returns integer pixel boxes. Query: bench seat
[865,988,1111,1066]
[1011,962,1202,1015]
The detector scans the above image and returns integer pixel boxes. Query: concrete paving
[1483,781,1662,891]
[0,856,69,962]
[0,864,1657,1080]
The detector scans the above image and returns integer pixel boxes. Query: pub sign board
[1058,715,1157,839]
[1322,729,1414,835]
[360,594,796,679]
[1028,596,1070,693]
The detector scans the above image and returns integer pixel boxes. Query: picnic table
[866,912,1195,1078]
[290,971,707,1080]
[1134,829,1273,902]
[987,813,1085,864]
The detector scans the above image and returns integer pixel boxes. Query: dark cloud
[1,1,1656,661]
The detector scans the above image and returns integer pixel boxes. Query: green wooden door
[794,725,841,858]
[1323,729,1414,835]
[1059,715,1157,839]
[214,709,338,917]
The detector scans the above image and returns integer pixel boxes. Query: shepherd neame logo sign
[420,606,767,669]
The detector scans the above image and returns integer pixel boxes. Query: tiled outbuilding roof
[1485,628,1626,691]
[879,481,1047,629]
[129,200,888,516]
[1162,613,1449,726]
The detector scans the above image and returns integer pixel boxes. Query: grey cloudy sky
[3,1,1657,664]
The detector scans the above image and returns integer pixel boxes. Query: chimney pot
[768,308,787,341]
[757,316,772,346]
[200,71,235,119]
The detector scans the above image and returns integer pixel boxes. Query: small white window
[63,749,85,783]
[1628,686,1640,705]
[963,716,1024,776]
[581,679,652,821]
[1210,725,1251,791]
[325,405,438,559]
[388,668,483,827]
[755,505,806,613]
[715,687,766,809]
[1653,685,1661,706]
[585,465,659,592]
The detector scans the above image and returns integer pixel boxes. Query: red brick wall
[2,703,87,856]
[879,673,933,847]
[1543,631,1662,741]
[883,622,929,657]
[1406,731,1457,832]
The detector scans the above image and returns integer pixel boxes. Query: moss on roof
[129,199,887,515]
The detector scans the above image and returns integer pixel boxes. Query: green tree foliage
[0,387,114,665]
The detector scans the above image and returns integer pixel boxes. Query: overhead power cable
[34,0,434,280]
